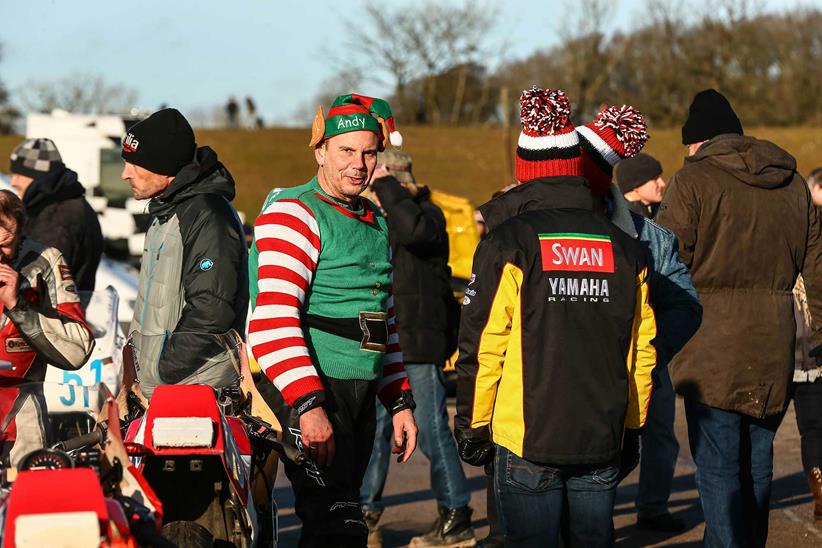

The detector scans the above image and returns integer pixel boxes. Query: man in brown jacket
[657,89,822,548]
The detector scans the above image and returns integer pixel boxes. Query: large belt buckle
[359,311,388,352]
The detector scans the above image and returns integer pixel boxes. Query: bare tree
[17,73,138,115]
[337,0,499,124]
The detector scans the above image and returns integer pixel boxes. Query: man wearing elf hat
[454,86,657,545]
[248,94,417,546]
[578,105,702,533]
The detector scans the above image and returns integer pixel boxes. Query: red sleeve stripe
[248,316,301,332]
[256,238,317,271]
[256,250,313,283]
[256,291,302,309]
[258,265,311,293]
[255,212,321,250]
[279,376,325,405]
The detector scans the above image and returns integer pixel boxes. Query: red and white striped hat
[515,87,582,182]
[577,105,649,196]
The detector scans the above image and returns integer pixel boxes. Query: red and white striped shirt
[248,196,409,409]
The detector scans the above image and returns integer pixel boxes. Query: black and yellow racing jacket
[456,177,656,465]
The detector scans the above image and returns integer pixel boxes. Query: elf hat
[577,105,649,196]
[515,86,582,182]
[308,93,402,151]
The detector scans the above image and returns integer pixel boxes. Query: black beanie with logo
[681,89,743,145]
[121,108,196,176]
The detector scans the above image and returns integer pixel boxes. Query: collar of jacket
[605,184,639,238]
[23,166,85,214]
[149,146,235,220]
[479,176,593,232]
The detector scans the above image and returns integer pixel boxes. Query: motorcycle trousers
[270,375,379,547]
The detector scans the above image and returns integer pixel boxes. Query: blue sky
[1,0,813,126]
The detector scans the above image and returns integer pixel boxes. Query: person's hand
[299,406,335,467]
[391,408,418,463]
[455,425,494,466]
[617,428,641,483]
[0,264,19,310]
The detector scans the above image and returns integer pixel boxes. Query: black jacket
[139,146,248,386]
[372,177,453,364]
[457,177,656,464]
[22,167,103,291]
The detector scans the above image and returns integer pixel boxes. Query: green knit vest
[249,177,392,380]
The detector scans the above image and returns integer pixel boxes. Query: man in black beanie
[657,90,822,546]
[614,153,665,219]
[120,108,248,398]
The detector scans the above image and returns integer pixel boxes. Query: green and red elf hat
[577,105,649,196]
[308,93,402,151]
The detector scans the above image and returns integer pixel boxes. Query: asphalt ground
[273,398,822,547]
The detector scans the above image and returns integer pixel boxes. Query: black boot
[409,506,477,547]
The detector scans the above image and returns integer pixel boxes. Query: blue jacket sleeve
[642,219,703,367]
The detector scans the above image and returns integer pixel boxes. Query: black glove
[617,428,641,483]
[454,424,494,467]
[810,344,822,367]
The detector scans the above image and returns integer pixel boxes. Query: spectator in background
[578,107,702,533]
[245,96,257,129]
[614,153,666,219]
[9,138,103,291]
[794,167,822,522]
[226,96,239,128]
[361,149,474,548]
[656,89,822,547]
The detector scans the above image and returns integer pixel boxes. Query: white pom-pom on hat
[390,131,403,147]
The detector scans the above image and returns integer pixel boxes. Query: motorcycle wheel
[161,520,213,547]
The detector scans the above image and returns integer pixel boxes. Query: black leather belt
[304,312,388,352]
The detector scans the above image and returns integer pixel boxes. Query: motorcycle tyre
[161,520,213,548]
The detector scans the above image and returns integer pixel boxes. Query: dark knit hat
[515,86,582,182]
[681,89,743,145]
[614,153,663,194]
[10,138,64,178]
[121,108,196,176]
[578,105,649,196]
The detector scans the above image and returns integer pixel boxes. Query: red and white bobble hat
[515,86,582,183]
[577,105,649,196]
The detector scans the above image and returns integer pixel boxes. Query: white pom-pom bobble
[389,131,403,147]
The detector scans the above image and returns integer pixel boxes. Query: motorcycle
[0,381,165,547]
[122,380,294,548]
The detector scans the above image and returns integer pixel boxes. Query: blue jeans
[684,399,785,548]
[360,363,470,512]
[636,364,679,517]
[494,444,618,548]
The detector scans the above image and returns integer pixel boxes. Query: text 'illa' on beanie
[681,89,743,145]
[614,153,663,194]
[577,105,649,196]
[121,108,196,176]
[10,138,64,179]
[515,86,582,182]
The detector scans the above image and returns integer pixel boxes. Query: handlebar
[53,424,107,452]
[241,413,306,465]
